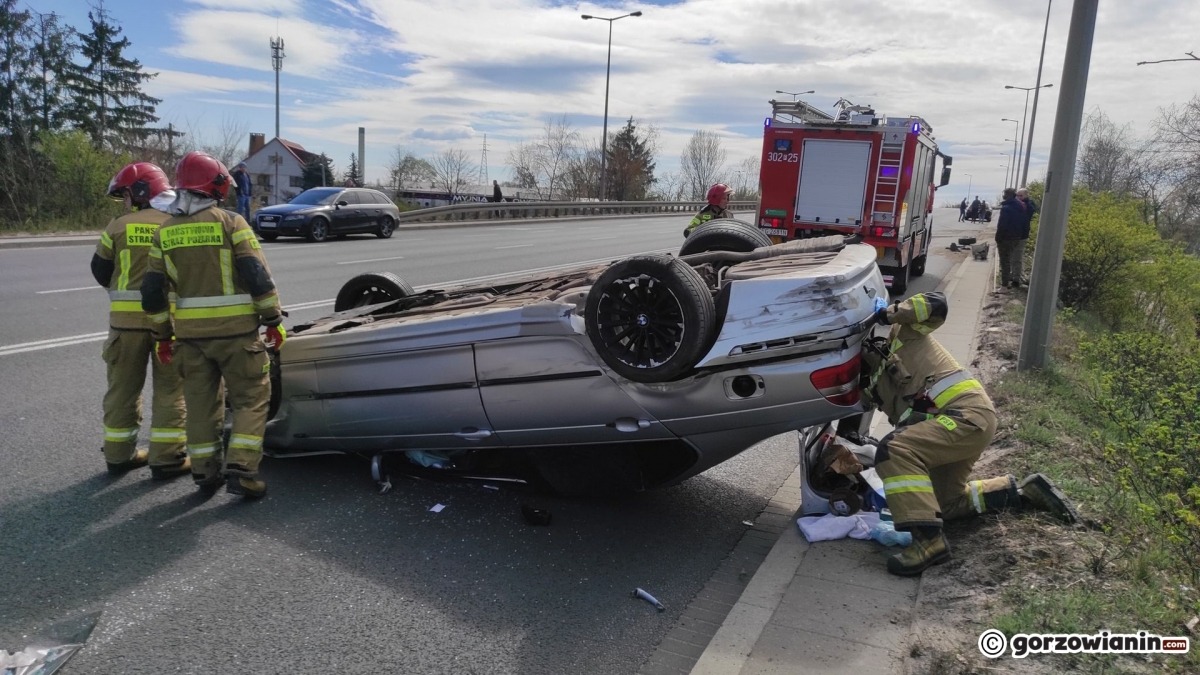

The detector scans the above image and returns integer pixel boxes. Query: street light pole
[582,10,642,201]
[964,173,973,200]
[1002,118,1020,186]
[775,89,814,101]
[1022,0,1054,187]
[1006,83,1054,188]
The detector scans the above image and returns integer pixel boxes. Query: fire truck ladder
[871,136,905,223]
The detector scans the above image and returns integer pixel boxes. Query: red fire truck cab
[756,99,952,294]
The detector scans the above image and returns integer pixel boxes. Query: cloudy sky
[31,0,1200,201]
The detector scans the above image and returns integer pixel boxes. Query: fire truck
[756,98,952,294]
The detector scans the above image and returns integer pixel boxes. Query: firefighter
[142,151,285,499]
[863,292,1077,576]
[683,183,734,237]
[92,162,190,478]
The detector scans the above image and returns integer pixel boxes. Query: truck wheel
[334,271,415,312]
[679,219,771,256]
[585,255,715,383]
[890,263,910,295]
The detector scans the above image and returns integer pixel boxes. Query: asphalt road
[0,208,985,674]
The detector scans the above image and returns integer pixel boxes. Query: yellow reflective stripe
[188,442,220,459]
[177,294,254,308]
[933,378,984,408]
[228,433,263,451]
[969,480,985,514]
[110,300,143,313]
[99,231,113,250]
[887,485,936,495]
[253,295,279,310]
[150,428,186,442]
[149,246,162,259]
[104,426,139,442]
[912,294,929,321]
[912,322,936,335]
[164,255,178,281]
[220,248,233,296]
[147,310,170,323]
[231,228,257,245]
[883,475,932,488]
[175,305,257,319]
[117,248,131,290]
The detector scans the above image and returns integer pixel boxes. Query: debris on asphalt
[633,587,665,611]
[482,484,500,491]
[742,520,754,527]
[521,504,552,526]
[429,503,446,513]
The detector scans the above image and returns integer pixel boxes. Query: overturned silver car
[264,222,887,493]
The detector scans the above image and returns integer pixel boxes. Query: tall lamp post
[1019,0,1054,188]
[1005,83,1054,187]
[582,10,642,201]
[1002,118,1020,186]
[964,173,973,201]
[775,89,814,101]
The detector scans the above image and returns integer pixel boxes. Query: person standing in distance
[232,162,252,222]
[92,162,189,478]
[142,151,286,498]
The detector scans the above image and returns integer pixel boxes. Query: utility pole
[270,36,285,139]
[1022,0,1053,187]
[479,134,489,185]
[1019,0,1098,371]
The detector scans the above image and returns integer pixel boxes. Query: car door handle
[454,427,493,441]
[610,417,652,432]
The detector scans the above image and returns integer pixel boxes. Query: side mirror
[336,200,349,207]
[939,167,952,187]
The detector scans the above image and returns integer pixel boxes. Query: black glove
[873,306,891,326]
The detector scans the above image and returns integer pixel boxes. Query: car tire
[679,219,771,256]
[261,232,279,242]
[334,271,415,312]
[890,262,910,295]
[585,254,715,383]
[307,217,329,243]
[376,216,395,239]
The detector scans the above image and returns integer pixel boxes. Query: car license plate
[258,217,277,229]
[761,227,788,237]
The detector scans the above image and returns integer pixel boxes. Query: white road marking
[337,256,406,265]
[38,286,97,294]
[0,332,108,356]
[495,244,534,249]
[588,236,617,241]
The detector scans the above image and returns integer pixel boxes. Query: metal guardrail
[393,200,758,224]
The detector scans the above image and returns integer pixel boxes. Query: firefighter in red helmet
[141,151,285,499]
[92,162,189,478]
[684,183,734,237]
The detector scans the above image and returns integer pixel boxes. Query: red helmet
[174,151,232,200]
[107,162,171,206]
[706,183,733,206]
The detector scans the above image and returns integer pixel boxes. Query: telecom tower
[271,36,285,139]
[479,134,489,185]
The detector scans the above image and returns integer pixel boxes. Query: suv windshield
[290,188,342,206]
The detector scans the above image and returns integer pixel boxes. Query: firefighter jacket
[142,206,281,340]
[92,208,171,331]
[684,204,733,236]
[861,292,992,426]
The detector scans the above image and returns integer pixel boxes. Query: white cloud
[145,69,274,97]
[167,9,355,77]
[183,0,302,12]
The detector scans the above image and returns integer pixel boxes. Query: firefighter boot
[224,464,267,500]
[150,455,192,481]
[106,448,149,474]
[887,527,951,577]
[980,475,1023,513]
[1018,473,1078,524]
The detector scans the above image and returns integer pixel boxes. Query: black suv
[254,187,402,242]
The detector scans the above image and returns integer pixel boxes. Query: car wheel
[376,216,395,239]
[334,271,415,312]
[890,262,910,295]
[306,217,329,243]
[585,255,715,383]
[679,219,772,256]
[261,232,279,242]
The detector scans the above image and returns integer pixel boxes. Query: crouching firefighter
[862,292,1077,577]
[141,151,286,499]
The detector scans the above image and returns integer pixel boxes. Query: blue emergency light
[911,121,921,133]
[765,117,772,127]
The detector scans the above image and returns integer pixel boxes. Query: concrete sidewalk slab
[688,235,998,675]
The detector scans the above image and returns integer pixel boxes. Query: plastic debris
[521,504,552,526]
[482,485,500,491]
[429,503,446,513]
[741,520,754,527]
[868,520,912,547]
[633,587,665,611]
[405,449,453,469]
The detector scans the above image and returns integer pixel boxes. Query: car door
[362,190,386,229]
[330,190,361,234]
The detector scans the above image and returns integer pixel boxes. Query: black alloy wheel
[307,217,329,243]
[377,216,395,239]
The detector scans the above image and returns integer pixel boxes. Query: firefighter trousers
[101,328,186,466]
[874,405,1009,530]
[175,333,271,479]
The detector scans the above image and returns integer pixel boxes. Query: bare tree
[387,145,434,191]
[181,114,248,170]
[649,170,684,201]
[1150,96,1200,252]
[1076,109,1144,196]
[734,156,761,199]
[430,147,476,201]
[680,130,727,199]
[506,116,581,199]
[562,142,602,201]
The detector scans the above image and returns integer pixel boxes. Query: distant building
[394,182,549,208]
[240,133,324,207]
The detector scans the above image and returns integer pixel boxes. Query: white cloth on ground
[796,512,882,543]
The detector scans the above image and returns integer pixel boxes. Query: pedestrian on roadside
[232,163,252,222]
[863,292,1077,576]
[684,183,734,237]
[492,180,503,203]
[1016,187,1039,228]
[92,162,190,479]
[958,198,967,222]
[142,151,285,499]
[995,187,1029,289]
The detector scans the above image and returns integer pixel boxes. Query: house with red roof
[239,133,327,207]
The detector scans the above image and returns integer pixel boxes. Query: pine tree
[343,152,361,187]
[63,5,160,147]
[27,11,75,134]
[302,153,336,190]
[605,117,656,201]
[0,0,34,137]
